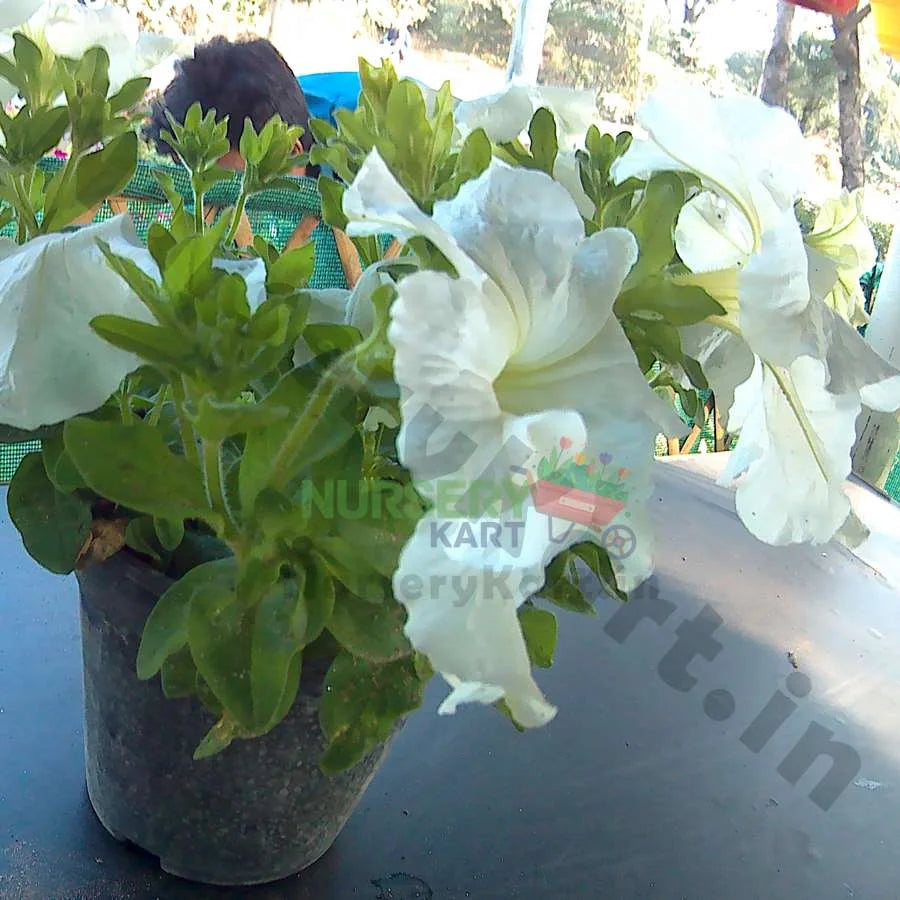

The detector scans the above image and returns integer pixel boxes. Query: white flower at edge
[0,0,43,31]
[0,0,43,101]
[291,262,388,368]
[0,216,157,430]
[0,214,268,431]
[804,190,877,329]
[612,84,900,547]
[341,149,681,726]
[3,1,180,97]
[455,82,598,151]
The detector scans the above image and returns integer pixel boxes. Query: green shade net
[0,156,898,504]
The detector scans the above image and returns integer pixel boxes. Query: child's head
[144,36,313,171]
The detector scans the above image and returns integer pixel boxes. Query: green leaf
[91,315,192,369]
[266,243,315,294]
[616,278,726,326]
[570,542,627,604]
[160,645,198,699]
[154,516,184,551]
[621,173,685,290]
[681,354,709,390]
[239,358,356,513]
[317,175,349,231]
[528,107,559,176]
[302,551,336,644]
[251,578,303,730]
[539,551,597,615]
[64,417,217,527]
[326,580,412,662]
[191,395,291,442]
[193,715,238,760]
[188,582,255,730]
[108,77,150,114]
[41,432,87,493]
[147,223,176,270]
[302,323,362,357]
[136,557,236,679]
[518,605,558,669]
[7,453,92,575]
[125,516,165,564]
[318,652,424,773]
[42,132,138,233]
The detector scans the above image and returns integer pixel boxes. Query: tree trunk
[267,0,281,40]
[683,0,707,25]
[506,0,553,85]
[831,9,867,190]
[759,1,796,109]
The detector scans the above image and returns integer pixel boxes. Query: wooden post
[851,219,900,490]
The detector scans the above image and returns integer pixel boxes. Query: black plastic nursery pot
[75,549,396,887]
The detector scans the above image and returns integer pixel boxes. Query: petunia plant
[3,42,899,771]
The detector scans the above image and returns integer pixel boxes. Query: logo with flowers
[517,436,630,529]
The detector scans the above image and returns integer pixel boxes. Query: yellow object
[872,0,900,60]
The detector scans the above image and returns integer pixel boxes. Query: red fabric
[782,0,858,14]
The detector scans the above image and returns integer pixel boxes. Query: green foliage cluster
[4,49,643,774]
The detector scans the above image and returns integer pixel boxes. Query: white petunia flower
[455,81,598,151]
[0,215,270,432]
[342,149,681,723]
[803,190,877,329]
[7,1,180,96]
[613,84,900,547]
[0,216,157,430]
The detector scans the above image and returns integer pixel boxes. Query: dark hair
[144,36,313,159]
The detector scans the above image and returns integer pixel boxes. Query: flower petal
[552,151,594,220]
[432,161,587,345]
[804,190,876,328]
[720,356,860,545]
[454,83,534,144]
[0,216,158,430]
[388,267,586,492]
[212,257,266,311]
[0,0,43,29]
[393,506,558,727]
[736,207,811,366]
[499,318,680,591]
[611,84,811,239]
[343,150,485,286]
[678,324,755,429]
[674,191,754,273]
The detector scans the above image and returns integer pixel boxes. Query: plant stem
[147,385,170,428]
[201,438,235,531]
[171,378,200,469]
[225,189,249,246]
[12,175,39,239]
[193,178,205,234]
[268,352,366,492]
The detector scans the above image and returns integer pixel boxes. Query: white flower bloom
[551,150,594,220]
[455,82,597,150]
[8,1,179,96]
[614,85,900,546]
[0,216,157,430]
[803,190,876,328]
[343,149,681,723]
[291,261,389,368]
[0,0,43,30]
[0,0,43,101]
[0,215,270,432]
